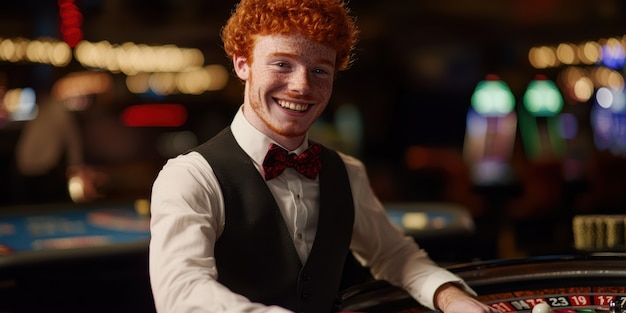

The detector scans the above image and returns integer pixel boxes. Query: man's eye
[313,68,328,74]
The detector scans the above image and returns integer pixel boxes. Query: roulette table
[338,253,626,313]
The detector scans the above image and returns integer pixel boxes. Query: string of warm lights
[74,40,205,75]
[0,37,72,66]
[0,37,229,96]
[2,33,624,126]
[529,35,626,104]
[528,35,626,69]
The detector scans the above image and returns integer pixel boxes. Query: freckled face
[234,34,336,140]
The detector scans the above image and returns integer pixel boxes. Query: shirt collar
[231,106,309,167]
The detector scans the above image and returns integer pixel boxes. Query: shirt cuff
[407,270,476,310]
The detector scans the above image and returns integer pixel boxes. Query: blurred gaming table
[385,202,478,263]
[385,202,475,239]
[0,201,155,313]
[0,201,475,313]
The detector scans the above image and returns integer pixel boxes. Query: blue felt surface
[0,206,150,252]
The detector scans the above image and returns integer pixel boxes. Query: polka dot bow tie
[262,143,322,181]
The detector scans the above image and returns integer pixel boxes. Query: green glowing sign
[523,79,563,117]
[471,80,515,116]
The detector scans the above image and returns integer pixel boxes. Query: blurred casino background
[1,0,626,264]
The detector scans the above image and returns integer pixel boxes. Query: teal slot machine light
[463,74,517,185]
[519,75,565,161]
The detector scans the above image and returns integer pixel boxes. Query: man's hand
[434,283,500,313]
[67,165,109,202]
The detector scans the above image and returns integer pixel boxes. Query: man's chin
[266,120,308,136]
[273,129,307,138]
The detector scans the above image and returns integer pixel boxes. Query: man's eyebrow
[317,58,336,67]
[269,52,335,67]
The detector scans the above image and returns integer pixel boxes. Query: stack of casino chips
[572,215,626,251]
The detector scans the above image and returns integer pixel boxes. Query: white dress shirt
[149,106,472,313]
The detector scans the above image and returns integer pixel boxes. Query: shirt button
[297,233,303,240]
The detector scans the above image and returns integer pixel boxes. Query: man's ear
[233,54,249,80]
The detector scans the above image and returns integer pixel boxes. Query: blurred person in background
[15,83,107,204]
[149,0,500,312]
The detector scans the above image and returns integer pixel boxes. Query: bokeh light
[121,104,187,127]
[471,76,515,116]
[523,77,564,117]
[572,77,595,102]
[601,38,626,69]
[556,43,578,65]
[125,65,229,96]
[74,41,204,75]
[52,71,114,110]
[0,37,71,67]
[2,88,37,122]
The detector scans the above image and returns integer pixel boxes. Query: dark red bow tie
[262,143,322,180]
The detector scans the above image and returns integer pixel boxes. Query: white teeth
[277,99,309,112]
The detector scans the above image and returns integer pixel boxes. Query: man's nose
[289,69,312,94]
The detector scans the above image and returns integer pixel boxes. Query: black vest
[194,127,354,313]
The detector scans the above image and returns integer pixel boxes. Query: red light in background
[121,104,188,127]
[485,74,500,81]
[58,0,83,48]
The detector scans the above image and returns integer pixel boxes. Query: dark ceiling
[2,0,624,52]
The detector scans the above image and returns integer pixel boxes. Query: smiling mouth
[276,99,311,112]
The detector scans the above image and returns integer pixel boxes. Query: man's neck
[241,104,306,151]
[270,135,305,151]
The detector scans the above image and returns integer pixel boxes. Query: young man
[149,0,500,312]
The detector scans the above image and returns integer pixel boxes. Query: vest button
[301,273,311,281]
[301,290,311,300]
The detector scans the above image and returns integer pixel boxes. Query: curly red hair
[221,0,359,72]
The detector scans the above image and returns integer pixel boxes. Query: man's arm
[339,154,499,312]
[149,154,291,313]
[434,283,500,313]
